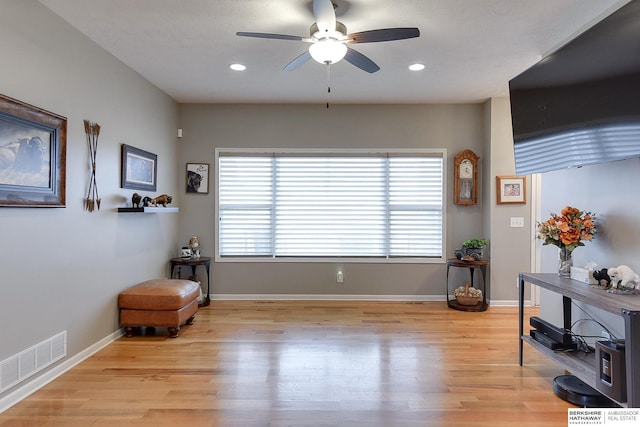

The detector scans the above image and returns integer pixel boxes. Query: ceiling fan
[236,0,420,73]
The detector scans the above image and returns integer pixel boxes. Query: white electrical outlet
[510,217,525,228]
[337,270,344,283]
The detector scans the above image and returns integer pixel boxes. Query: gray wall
[484,98,532,302]
[0,0,179,395]
[176,103,521,298]
[539,157,640,338]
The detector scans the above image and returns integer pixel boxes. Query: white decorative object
[607,265,640,290]
[570,266,597,285]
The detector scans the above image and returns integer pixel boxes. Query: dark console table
[170,256,211,307]
[519,272,640,407]
[446,258,489,312]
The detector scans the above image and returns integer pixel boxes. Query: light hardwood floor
[0,301,572,426]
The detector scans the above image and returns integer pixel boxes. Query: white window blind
[275,157,386,256]
[388,157,444,257]
[218,156,273,256]
[218,151,444,260]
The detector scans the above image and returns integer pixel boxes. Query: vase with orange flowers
[537,206,596,277]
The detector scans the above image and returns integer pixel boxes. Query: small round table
[170,256,211,307]
[446,258,489,312]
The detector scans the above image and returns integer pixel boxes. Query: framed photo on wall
[121,144,157,191]
[186,163,209,194]
[496,175,526,204]
[0,94,67,207]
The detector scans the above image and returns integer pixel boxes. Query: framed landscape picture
[186,163,209,194]
[121,144,157,191]
[0,94,67,207]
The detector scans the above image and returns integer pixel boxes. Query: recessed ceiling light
[409,63,425,71]
[229,63,246,71]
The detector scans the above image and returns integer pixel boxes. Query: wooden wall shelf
[117,207,179,213]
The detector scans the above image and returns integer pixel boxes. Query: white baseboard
[489,299,533,307]
[0,329,123,414]
[208,294,534,306]
[209,294,535,307]
[210,294,447,302]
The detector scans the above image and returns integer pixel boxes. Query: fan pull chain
[326,62,331,109]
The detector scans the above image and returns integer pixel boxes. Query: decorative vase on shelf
[558,247,573,278]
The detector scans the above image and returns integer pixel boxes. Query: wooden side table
[446,258,489,312]
[170,256,211,307]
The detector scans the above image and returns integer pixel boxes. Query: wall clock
[454,149,479,205]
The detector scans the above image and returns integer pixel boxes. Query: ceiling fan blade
[236,31,305,42]
[313,0,336,33]
[283,51,312,71]
[346,28,420,44]
[344,47,380,73]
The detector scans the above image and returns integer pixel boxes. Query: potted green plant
[463,238,488,259]
[455,238,489,260]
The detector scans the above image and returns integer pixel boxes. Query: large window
[216,149,445,262]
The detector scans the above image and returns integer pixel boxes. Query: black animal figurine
[142,196,153,207]
[131,193,142,208]
[592,268,611,288]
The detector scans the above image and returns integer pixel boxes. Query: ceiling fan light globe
[309,40,347,64]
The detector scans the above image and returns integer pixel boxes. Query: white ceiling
[39,0,628,104]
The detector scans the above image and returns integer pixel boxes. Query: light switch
[510,217,525,228]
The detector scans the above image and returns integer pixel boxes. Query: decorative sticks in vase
[83,119,101,211]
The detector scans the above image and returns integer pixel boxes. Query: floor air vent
[0,331,67,393]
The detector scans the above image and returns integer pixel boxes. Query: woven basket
[456,294,480,306]
[455,282,480,306]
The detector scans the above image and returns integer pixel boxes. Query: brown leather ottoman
[118,279,200,338]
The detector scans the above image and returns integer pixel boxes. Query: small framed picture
[121,144,157,191]
[186,163,209,194]
[496,175,526,204]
